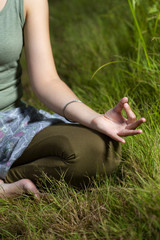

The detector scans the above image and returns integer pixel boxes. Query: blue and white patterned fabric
[0,102,70,179]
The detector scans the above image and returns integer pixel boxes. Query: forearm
[24,0,145,142]
[31,77,101,127]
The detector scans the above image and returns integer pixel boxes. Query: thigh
[6,123,121,183]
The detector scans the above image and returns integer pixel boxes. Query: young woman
[0,0,145,198]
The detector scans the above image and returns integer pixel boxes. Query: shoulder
[24,0,49,19]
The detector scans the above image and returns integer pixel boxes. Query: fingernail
[124,103,128,107]
[123,97,128,102]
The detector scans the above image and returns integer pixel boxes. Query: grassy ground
[1,0,160,239]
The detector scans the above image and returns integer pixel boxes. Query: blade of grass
[91,60,126,79]
[128,0,151,68]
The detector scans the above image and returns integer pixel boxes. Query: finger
[119,129,143,137]
[123,103,136,124]
[111,135,126,144]
[113,97,128,113]
[126,118,146,130]
[104,132,126,143]
[116,136,125,144]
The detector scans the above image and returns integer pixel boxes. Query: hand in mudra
[91,97,146,143]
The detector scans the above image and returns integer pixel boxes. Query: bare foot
[0,179,40,199]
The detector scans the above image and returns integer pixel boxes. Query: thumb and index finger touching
[114,97,146,125]
[113,97,128,113]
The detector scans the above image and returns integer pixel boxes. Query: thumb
[113,97,128,113]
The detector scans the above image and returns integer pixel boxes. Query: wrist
[63,100,83,122]
[63,100,101,127]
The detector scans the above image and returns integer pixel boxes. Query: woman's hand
[90,97,146,143]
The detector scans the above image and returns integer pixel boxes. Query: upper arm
[24,0,59,90]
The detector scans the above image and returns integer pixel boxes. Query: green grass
[1,0,160,239]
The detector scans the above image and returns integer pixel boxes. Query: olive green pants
[5,123,121,186]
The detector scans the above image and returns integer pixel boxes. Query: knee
[65,127,122,178]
